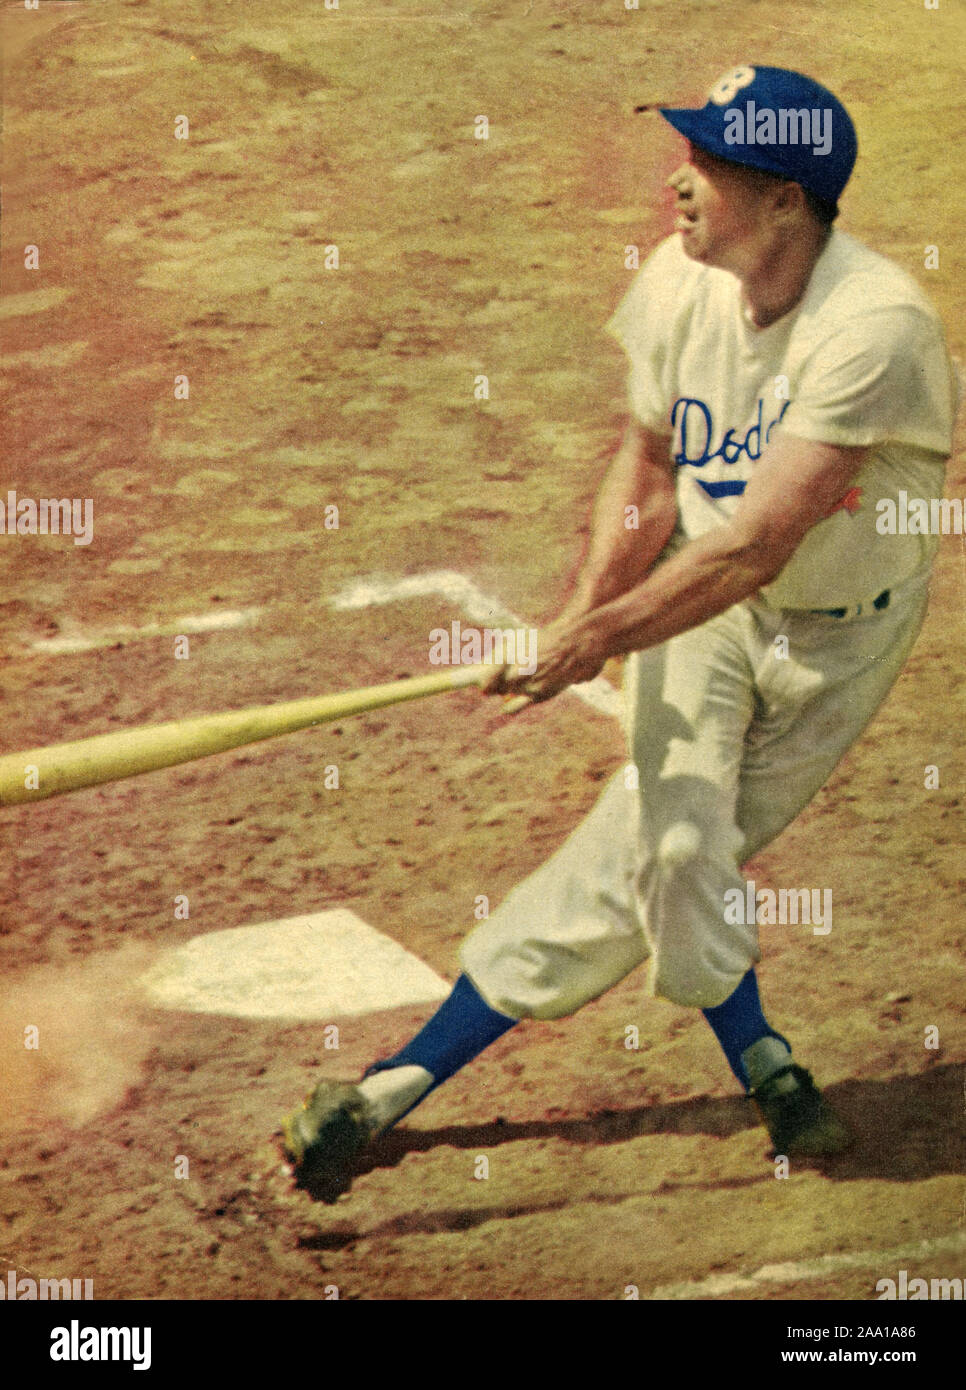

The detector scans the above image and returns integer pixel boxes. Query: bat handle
[451,664,534,714]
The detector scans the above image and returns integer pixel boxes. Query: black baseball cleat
[280,1080,375,1201]
[750,1063,852,1158]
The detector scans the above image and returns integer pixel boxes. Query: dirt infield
[1,0,964,1303]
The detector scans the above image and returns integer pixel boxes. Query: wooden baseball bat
[0,664,501,807]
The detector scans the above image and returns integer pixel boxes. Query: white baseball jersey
[459,228,956,1018]
[606,230,958,609]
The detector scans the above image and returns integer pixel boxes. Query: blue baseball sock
[702,969,789,1091]
[366,973,518,1089]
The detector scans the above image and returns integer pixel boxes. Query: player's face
[666,143,774,272]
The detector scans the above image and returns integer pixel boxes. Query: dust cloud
[0,944,160,1132]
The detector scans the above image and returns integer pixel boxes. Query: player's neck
[739,224,832,329]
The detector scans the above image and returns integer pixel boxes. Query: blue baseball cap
[657,65,858,207]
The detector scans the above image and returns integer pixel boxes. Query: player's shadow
[357,1060,964,1187]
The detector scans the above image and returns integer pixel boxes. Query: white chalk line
[648,1229,966,1300]
[330,569,624,721]
[23,569,623,719]
[27,607,261,654]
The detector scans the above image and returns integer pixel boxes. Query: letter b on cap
[708,66,756,105]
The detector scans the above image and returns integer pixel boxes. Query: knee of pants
[646,815,743,883]
[642,820,755,1007]
[642,819,717,899]
[653,820,706,874]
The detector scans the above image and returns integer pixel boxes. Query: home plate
[139,910,451,1020]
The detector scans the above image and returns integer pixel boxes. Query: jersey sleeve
[605,236,694,434]
[781,305,957,455]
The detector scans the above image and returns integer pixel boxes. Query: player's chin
[676,226,706,260]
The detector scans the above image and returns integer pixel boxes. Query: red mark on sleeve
[824,486,863,518]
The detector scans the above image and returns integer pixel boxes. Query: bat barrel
[0,663,491,807]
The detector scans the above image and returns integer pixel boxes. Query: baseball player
[281,66,958,1201]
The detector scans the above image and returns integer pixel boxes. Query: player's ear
[771,180,807,224]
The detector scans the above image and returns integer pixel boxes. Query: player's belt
[809,590,891,620]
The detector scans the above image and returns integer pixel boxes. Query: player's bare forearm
[575,523,779,659]
[491,523,777,703]
[558,421,678,620]
[586,433,869,658]
[489,433,869,702]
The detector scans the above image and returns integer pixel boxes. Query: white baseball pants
[460,570,931,1015]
